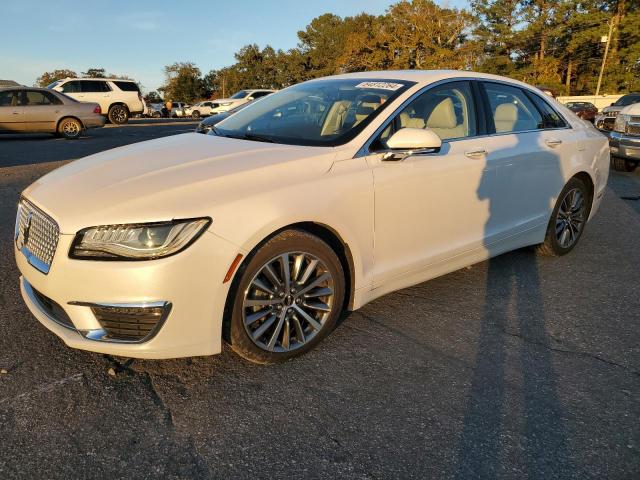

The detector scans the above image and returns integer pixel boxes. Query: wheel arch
[107,101,128,111]
[221,221,357,343]
[572,171,595,211]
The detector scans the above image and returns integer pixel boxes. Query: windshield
[614,95,640,106]
[46,80,61,89]
[215,78,414,146]
[230,90,249,99]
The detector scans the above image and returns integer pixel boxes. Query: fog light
[69,301,171,342]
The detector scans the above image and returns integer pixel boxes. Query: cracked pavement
[1,123,639,479]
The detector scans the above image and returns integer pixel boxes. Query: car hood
[23,133,337,234]
[620,103,640,115]
[602,105,623,114]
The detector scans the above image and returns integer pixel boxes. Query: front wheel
[191,110,200,119]
[57,117,83,139]
[228,230,345,364]
[537,177,591,256]
[611,156,638,172]
[108,105,129,124]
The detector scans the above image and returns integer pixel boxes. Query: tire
[611,156,638,172]
[192,110,200,119]
[537,177,591,256]
[151,111,161,118]
[228,229,345,364]
[108,104,129,124]
[57,117,83,139]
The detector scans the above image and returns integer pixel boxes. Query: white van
[48,78,144,124]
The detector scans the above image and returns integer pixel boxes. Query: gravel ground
[0,122,638,479]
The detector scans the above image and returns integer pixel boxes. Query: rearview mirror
[382,128,442,161]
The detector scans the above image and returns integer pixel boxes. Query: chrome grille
[15,199,60,274]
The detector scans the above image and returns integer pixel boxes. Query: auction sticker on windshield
[355,82,404,91]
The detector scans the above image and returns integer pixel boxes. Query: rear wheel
[611,156,638,172]
[57,117,82,139]
[537,177,591,256]
[108,104,129,124]
[228,230,345,364]
[191,110,200,119]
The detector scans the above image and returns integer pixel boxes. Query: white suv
[48,78,144,124]
[209,89,275,114]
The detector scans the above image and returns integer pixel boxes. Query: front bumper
[16,227,241,359]
[607,131,640,162]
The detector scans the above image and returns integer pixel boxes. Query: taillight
[93,105,101,114]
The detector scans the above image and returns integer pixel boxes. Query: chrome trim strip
[68,300,172,344]
[19,246,51,274]
[23,279,75,331]
[354,76,572,158]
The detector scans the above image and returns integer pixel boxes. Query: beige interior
[494,103,518,133]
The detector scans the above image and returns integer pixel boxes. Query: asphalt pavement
[0,120,638,479]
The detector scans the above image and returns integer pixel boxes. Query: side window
[482,82,543,133]
[61,81,81,93]
[527,92,567,129]
[81,81,111,93]
[24,91,53,106]
[0,90,17,106]
[113,81,139,92]
[252,91,271,99]
[374,81,477,149]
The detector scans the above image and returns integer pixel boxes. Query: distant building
[0,79,20,87]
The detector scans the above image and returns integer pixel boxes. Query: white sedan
[15,70,609,363]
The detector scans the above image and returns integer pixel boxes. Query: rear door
[477,81,571,243]
[21,90,63,132]
[0,90,24,132]
[81,80,112,111]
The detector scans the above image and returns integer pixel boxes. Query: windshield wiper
[238,132,277,143]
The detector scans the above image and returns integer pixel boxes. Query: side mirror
[382,128,442,161]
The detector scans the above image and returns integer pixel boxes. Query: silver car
[0,87,105,139]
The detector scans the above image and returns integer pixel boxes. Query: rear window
[114,81,140,92]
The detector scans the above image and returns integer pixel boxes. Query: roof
[62,77,137,82]
[323,69,538,90]
[0,79,20,87]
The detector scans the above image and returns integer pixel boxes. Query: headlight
[70,218,211,260]
[614,114,630,133]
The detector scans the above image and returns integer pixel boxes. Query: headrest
[495,103,518,123]
[427,97,458,129]
[494,103,518,132]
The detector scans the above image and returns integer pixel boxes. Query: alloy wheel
[62,121,80,137]
[555,188,585,249]
[242,252,335,353]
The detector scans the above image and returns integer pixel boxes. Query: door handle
[12,111,20,115]
[545,138,563,148]
[464,148,487,159]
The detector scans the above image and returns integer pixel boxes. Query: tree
[161,62,205,102]
[34,69,77,87]
[82,68,106,78]
[144,91,163,103]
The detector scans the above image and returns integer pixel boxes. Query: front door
[367,81,494,288]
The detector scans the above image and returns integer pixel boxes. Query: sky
[0,0,469,92]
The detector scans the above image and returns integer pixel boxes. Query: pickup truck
[608,102,640,172]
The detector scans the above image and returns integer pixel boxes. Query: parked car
[195,98,264,133]
[0,86,105,139]
[184,101,219,118]
[565,101,598,123]
[15,71,609,363]
[48,78,144,125]
[145,103,163,118]
[608,102,640,172]
[208,89,276,114]
[168,102,188,118]
[595,93,640,131]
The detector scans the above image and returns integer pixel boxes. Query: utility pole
[595,17,614,96]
